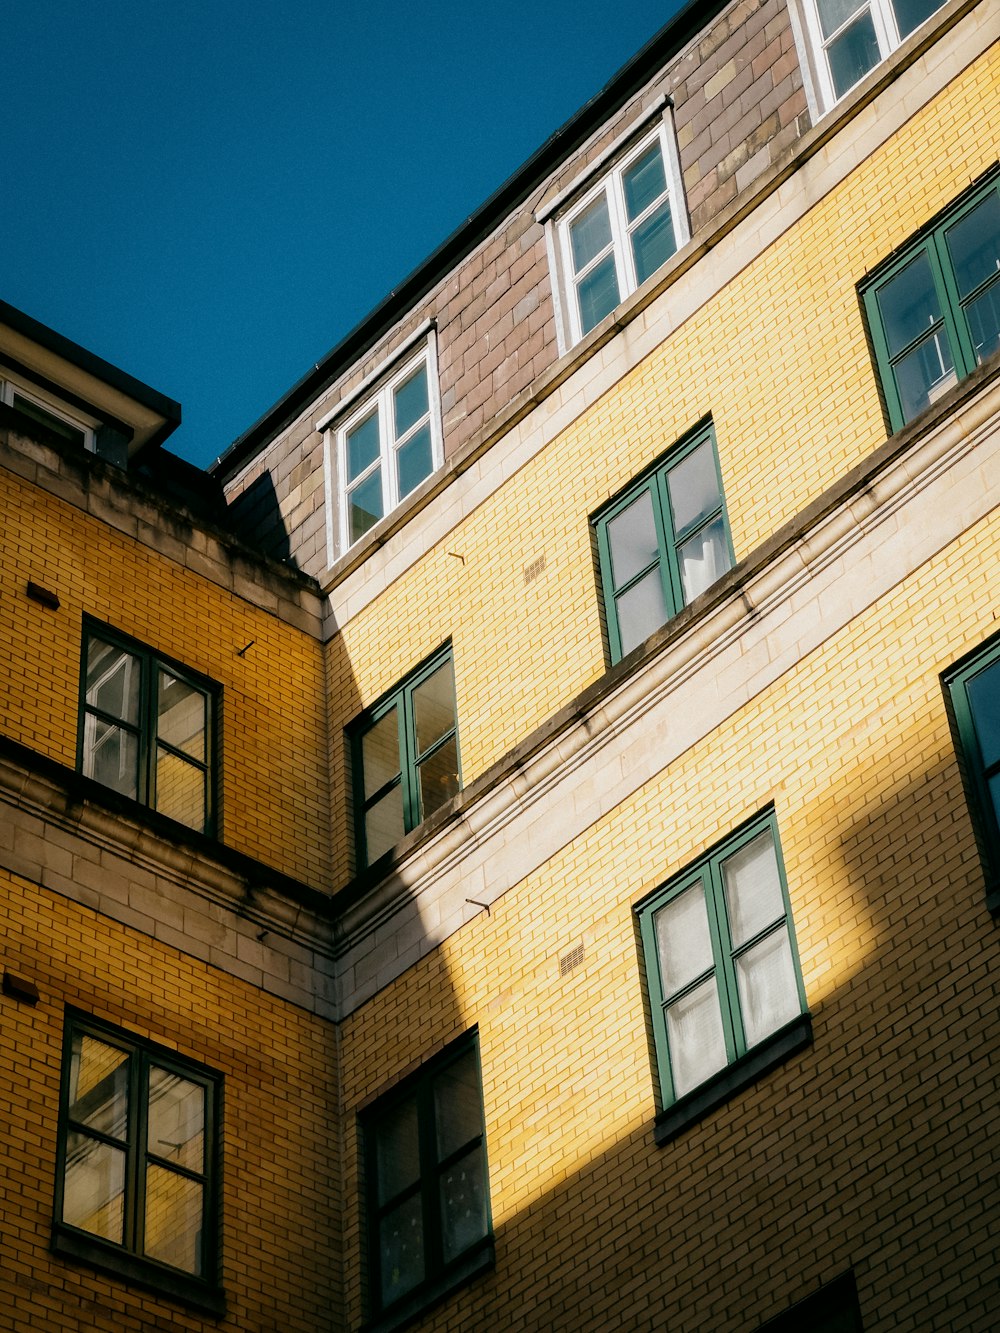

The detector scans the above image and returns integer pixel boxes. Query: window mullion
[609,175,635,297]
[704,863,743,1061]
[125,1049,146,1257]
[400,685,420,832]
[419,1077,442,1277]
[931,229,979,379]
[654,471,685,616]
[379,391,396,511]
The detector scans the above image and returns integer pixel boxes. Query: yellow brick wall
[337,505,1000,1329]
[0,870,341,1332]
[324,44,999,882]
[0,469,331,887]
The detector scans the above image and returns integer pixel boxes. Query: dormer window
[1,370,98,451]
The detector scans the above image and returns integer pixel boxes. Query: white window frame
[1,370,98,451]
[796,0,947,113]
[322,332,443,564]
[551,115,688,350]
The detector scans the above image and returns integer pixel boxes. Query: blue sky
[5,1,682,468]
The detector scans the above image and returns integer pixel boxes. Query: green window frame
[862,168,1000,432]
[351,645,460,870]
[78,620,219,836]
[637,810,810,1140]
[362,1033,493,1326]
[595,421,733,664]
[52,1010,224,1314]
[944,634,1000,915]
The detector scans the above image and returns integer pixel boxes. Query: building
[1,0,998,1328]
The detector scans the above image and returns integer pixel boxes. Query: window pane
[655,883,714,996]
[86,638,140,725]
[665,976,728,1098]
[348,468,384,544]
[144,1165,203,1274]
[677,516,730,603]
[735,926,800,1047]
[630,199,676,286]
[876,251,942,357]
[414,659,456,757]
[379,1194,424,1307]
[722,829,784,948]
[964,284,1000,366]
[816,0,867,39]
[362,710,401,798]
[375,1097,420,1205]
[11,393,87,448]
[945,193,1000,299]
[396,422,434,500]
[434,1048,480,1160]
[616,568,669,656]
[346,410,380,482]
[607,488,660,589]
[623,143,667,221]
[989,771,1000,828]
[155,750,206,831]
[439,1145,487,1263]
[894,329,956,421]
[666,440,723,536]
[393,364,429,439]
[83,716,139,799]
[891,0,944,39]
[157,672,206,761]
[569,194,613,273]
[366,785,405,862]
[577,254,620,334]
[826,12,880,100]
[62,1133,126,1242]
[69,1034,129,1138]
[417,735,460,821]
[966,660,1000,768]
[147,1067,205,1173]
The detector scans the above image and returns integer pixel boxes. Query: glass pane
[155,749,206,831]
[607,489,659,589]
[569,194,613,273]
[83,716,139,799]
[623,143,667,221]
[379,1194,424,1307]
[157,673,206,761]
[69,1034,129,1138]
[967,660,1000,768]
[877,252,941,357]
[616,568,669,656]
[10,393,87,447]
[826,13,880,100]
[989,771,1000,828]
[147,1066,205,1172]
[678,516,730,603]
[366,785,405,862]
[346,410,380,482]
[348,468,384,545]
[86,638,140,725]
[62,1133,125,1242]
[722,829,783,949]
[144,1165,203,1274]
[439,1145,487,1263]
[665,976,728,1098]
[414,659,455,757]
[396,422,434,499]
[964,283,1000,366]
[375,1097,420,1204]
[393,364,429,439]
[894,329,956,422]
[655,883,714,997]
[735,926,800,1047]
[577,254,620,334]
[417,735,460,821]
[434,1048,480,1160]
[891,0,945,39]
[816,0,867,39]
[666,440,723,536]
[630,199,676,286]
[362,710,401,799]
[946,194,1000,299]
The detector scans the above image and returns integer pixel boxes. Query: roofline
[212,0,724,481]
[0,299,182,447]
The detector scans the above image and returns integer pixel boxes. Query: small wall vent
[523,554,546,585]
[559,943,585,976]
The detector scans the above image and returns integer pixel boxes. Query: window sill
[362,1239,495,1333]
[654,1013,813,1146]
[52,1226,225,1316]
